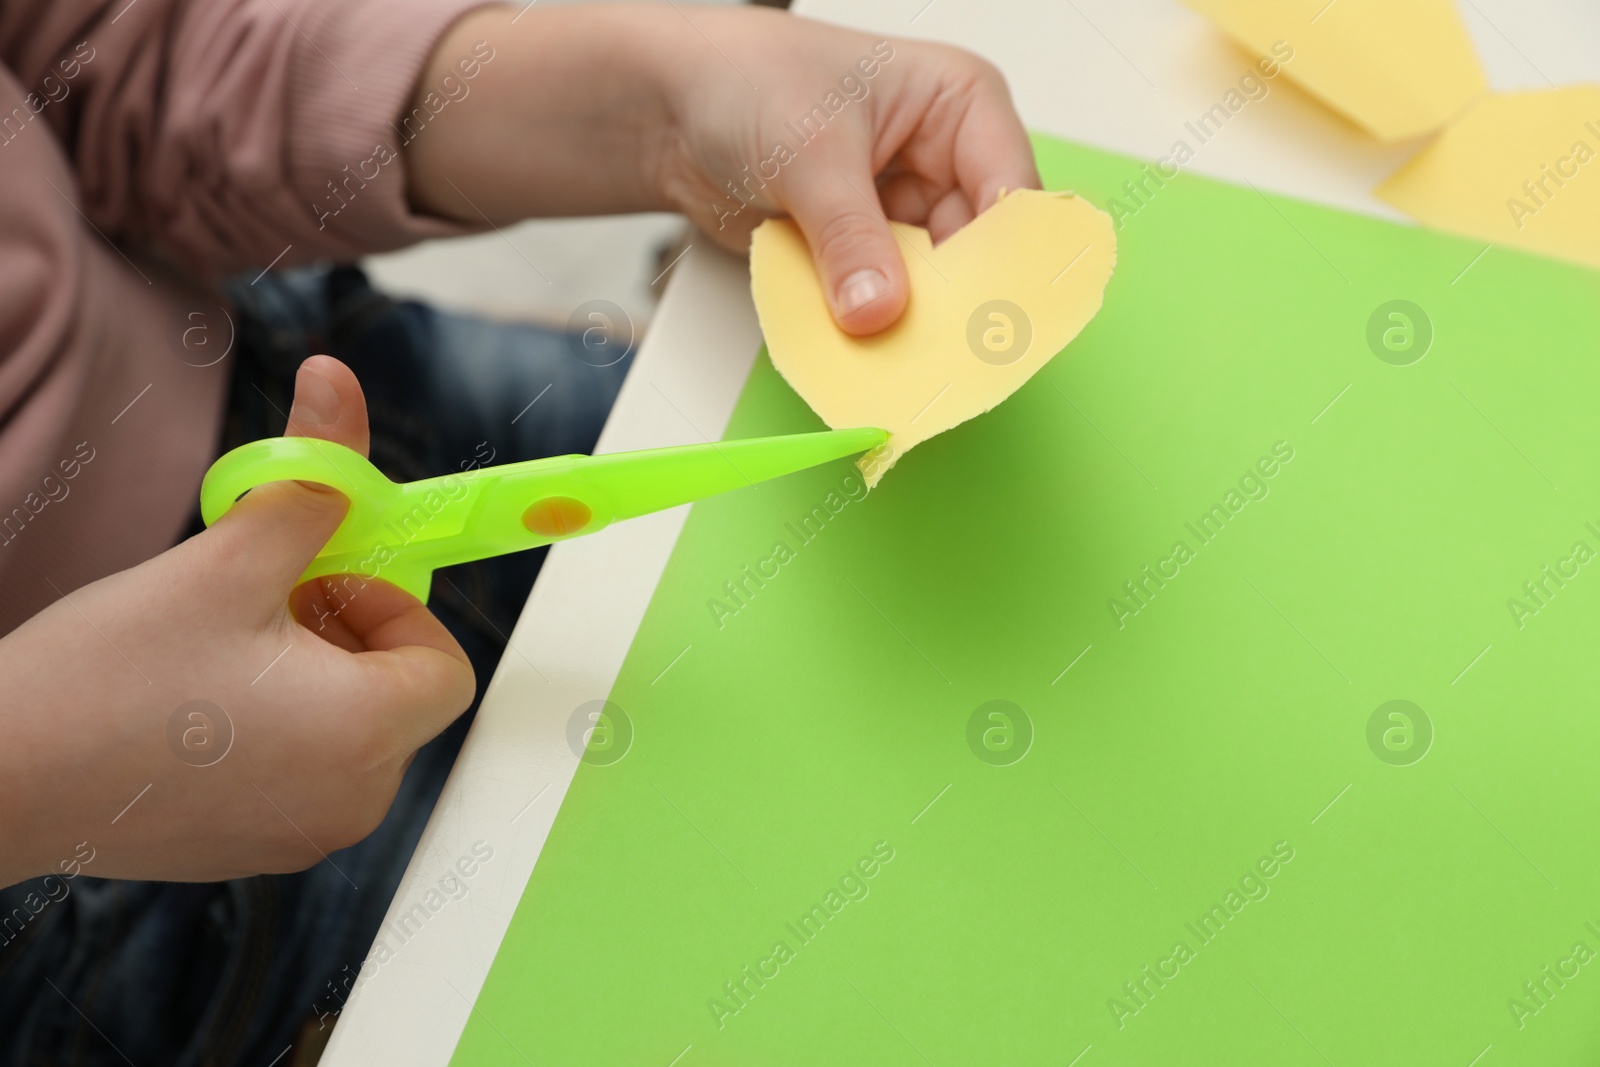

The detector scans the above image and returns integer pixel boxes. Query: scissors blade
[568,426,887,522]
[348,426,887,576]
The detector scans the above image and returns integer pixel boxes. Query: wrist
[404,4,683,221]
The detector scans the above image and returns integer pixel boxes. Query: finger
[951,74,1042,216]
[204,358,373,608]
[361,641,476,747]
[925,186,977,244]
[878,173,978,243]
[348,593,476,751]
[289,571,470,671]
[288,574,375,653]
[781,145,910,336]
[878,171,939,226]
[290,567,474,750]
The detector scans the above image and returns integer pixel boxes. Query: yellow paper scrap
[1376,86,1600,270]
[750,189,1116,487]
[1183,0,1486,141]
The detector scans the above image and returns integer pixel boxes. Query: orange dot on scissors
[522,497,592,538]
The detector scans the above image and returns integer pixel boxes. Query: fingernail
[288,364,340,428]
[836,269,889,316]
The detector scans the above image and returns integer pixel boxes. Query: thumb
[207,356,373,605]
[782,150,910,336]
[284,353,371,455]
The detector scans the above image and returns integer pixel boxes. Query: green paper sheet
[452,135,1600,1065]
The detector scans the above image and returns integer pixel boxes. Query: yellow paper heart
[750,189,1117,487]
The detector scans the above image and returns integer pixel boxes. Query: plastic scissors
[199,427,885,603]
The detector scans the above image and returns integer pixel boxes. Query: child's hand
[406,5,1039,336]
[0,357,474,887]
[650,10,1040,335]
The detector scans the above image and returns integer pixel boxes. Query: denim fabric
[0,267,631,1065]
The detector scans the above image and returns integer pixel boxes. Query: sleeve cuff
[284,0,507,253]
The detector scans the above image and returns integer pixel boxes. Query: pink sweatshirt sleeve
[24,0,501,275]
[0,0,502,634]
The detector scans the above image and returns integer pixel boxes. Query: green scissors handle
[201,427,887,602]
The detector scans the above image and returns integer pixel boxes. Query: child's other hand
[655,10,1040,334]
[408,6,1039,337]
[0,357,475,886]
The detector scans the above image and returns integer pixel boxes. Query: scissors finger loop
[199,438,383,526]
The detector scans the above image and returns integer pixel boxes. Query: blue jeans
[0,267,631,1065]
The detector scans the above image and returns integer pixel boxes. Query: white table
[323,1,1598,1061]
